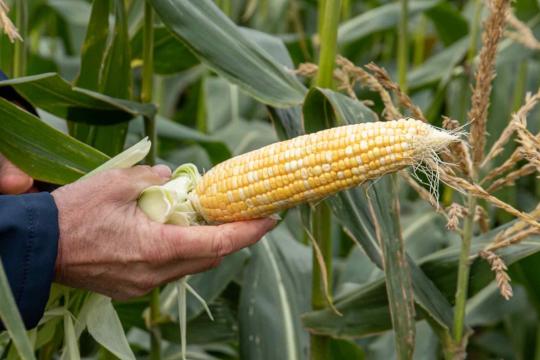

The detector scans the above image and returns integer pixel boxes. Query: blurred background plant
[0,0,539,359]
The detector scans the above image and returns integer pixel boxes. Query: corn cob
[139,118,458,225]
[191,118,456,223]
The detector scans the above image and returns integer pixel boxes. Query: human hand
[0,154,34,194]
[52,165,275,300]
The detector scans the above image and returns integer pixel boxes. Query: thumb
[151,164,172,179]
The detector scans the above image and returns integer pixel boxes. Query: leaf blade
[0,97,108,184]
[149,0,307,107]
[0,262,36,360]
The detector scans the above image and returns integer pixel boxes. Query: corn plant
[1,0,540,359]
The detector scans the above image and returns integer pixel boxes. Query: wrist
[51,189,65,282]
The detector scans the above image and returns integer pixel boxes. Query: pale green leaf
[86,295,136,360]
[0,262,36,360]
[61,314,80,360]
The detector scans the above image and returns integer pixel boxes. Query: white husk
[137,163,202,226]
[136,186,174,223]
[82,138,152,180]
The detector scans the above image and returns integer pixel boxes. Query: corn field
[0,0,540,359]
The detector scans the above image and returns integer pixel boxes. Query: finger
[157,218,276,261]
[0,158,34,194]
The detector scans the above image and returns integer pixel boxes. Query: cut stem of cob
[138,118,459,225]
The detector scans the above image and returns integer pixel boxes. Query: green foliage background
[0,0,539,359]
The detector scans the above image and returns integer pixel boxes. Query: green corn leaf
[0,262,36,360]
[302,231,540,338]
[408,37,469,90]
[0,97,108,184]
[130,115,232,165]
[69,0,134,155]
[148,0,307,107]
[61,313,79,360]
[369,175,416,360]
[159,301,238,346]
[238,225,311,360]
[0,73,155,125]
[131,26,199,75]
[86,0,133,156]
[85,295,135,360]
[425,2,469,46]
[338,1,441,46]
[70,0,110,146]
[76,0,109,91]
[159,250,249,321]
[302,87,377,133]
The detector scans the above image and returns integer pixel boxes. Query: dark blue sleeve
[0,192,59,329]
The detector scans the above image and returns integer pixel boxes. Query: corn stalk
[141,2,161,359]
[452,0,510,355]
[311,1,341,359]
[13,0,26,77]
[397,0,408,93]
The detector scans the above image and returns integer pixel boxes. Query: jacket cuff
[0,192,59,329]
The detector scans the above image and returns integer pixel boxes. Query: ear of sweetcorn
[138,118,458,225]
